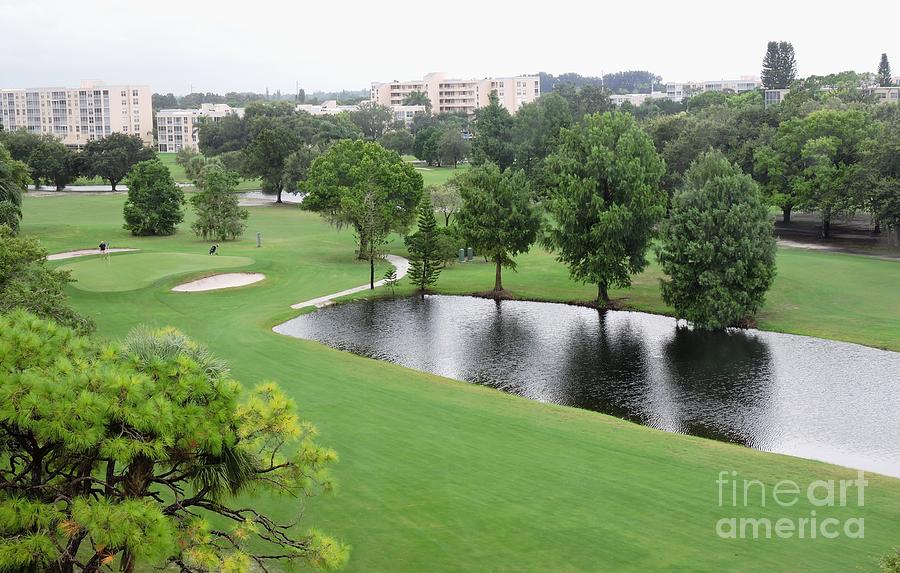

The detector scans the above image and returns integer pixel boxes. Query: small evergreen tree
[190,165,248,241]
[383,268,398,294]
[123,159,185,236]
[656,151,777,329]
[405,195,443,292]
[878,53,893,87]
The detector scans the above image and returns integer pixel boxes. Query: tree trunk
[493,259,503,292]
[110,179,118,192]
[874,220,881,235]
[782,205,792,224]
[276,187,283,204]
[370,256,375,290]
[822,216,831,239]
[597,283,609,307]
[444,212,451,226]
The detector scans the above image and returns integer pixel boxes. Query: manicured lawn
[157,151,263,190]
[156,151,189,181]
[416,163,469,186]
[20,193,900,572]
[60,252,254,292]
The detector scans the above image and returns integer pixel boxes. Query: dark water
[274,295,900,476]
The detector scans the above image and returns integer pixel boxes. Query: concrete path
[47,248,139,261]
[289,254,409,310]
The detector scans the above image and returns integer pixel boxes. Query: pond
[274,295,900,477]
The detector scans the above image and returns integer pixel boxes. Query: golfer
[209,244,219,256]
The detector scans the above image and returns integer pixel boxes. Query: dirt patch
[171,273,266,292]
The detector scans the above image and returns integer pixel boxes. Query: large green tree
[0,311,347,573]
[0,227,94,333]
[282,145,321,201]
[380,130,415,155]
[470,91,514,170]
[555,84,612,121]
[349,102,394,141]
[0,144,29,234]
[877,53,893,87]
[405,195,443,292]
[545,111,667,305]
[28,139,80,190]
[190,164,248,241]
[242,116,301,201]
[656,151,777,329]
[511,93,572,174]
[123,160,185,236]
[302,140,423,263]
[455,163,541,292]
[761,41,798,89]
[81,133,154,191]
[756,109,868,235]
[858,108,900,242]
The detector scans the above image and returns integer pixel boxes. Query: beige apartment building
[371,72,540,114]
[156,103,245,152]
[0,80,152,147]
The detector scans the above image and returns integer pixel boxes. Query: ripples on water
[275,295,900,476]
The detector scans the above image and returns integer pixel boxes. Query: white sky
[2,0,897,94]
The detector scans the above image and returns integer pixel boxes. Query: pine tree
[777,41,798,88]
[761,41,797,89]
[405,195,443,292]
[761,41,781,89]
[878,53,893,87]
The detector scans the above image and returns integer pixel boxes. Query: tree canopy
[877,53,893,87]
[0,144,28,234]
[190,164,248,242]
[656,151,777,329]
[302,140,423,262]
[81,133,154,191]
[455,163,541,292]
[0,227,95,333]
[0,310,347,573]
[545,111,667,304]
[122,160,185,236]
[470,92,514,170]
[761,41,798,89]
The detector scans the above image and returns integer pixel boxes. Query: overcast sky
[2,0,897,94]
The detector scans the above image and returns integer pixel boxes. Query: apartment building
[609,92,670,106]
[665,77,761,101]
[872,86,900,104]
[0,80,152,147]
[296,100,359,116]
[371,72,540,115]
[156,103,244,152]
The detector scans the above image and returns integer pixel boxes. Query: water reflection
[274,295,900,476]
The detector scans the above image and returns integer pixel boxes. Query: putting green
[59,252,255,292]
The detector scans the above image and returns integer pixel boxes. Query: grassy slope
[22,194,900,572]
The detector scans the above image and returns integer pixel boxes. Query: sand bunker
[47,248,138,261]
[172,273,265,292]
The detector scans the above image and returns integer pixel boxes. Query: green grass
[60,252,254,292]
[156,151,263,190]
[156,151,189,181]
[20,193,900,572]
[416,163,469,186]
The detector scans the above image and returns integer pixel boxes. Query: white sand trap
[172,273,266,292]
[47,248,138,261]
